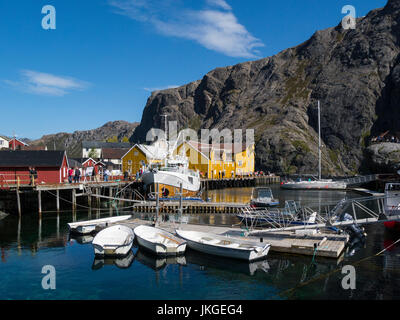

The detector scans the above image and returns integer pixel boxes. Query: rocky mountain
[131,0,400,175]
[30,121,139,157]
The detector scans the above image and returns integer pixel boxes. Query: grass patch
[292,140,311,153]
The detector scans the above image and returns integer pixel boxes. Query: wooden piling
[16,188,21,216]
[56,189,60,212]
[38,190,42,215]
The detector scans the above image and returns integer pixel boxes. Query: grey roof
[0,135,10,141]
[0,151,66,167]
[68,159,83,168]
[82,141,131,149]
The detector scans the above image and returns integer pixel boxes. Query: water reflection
[207,185,352,212]
[185,248,270,276]
[135,249,187,271]
[92,250,135,270]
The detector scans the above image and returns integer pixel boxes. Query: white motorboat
[250,187,279,207]
[92,225,134,256]
[67,215,132,235]
[134,225,187,256]
[176,230,270,261]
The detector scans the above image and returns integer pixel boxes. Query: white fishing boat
[280,101,347,191]
[141,116,201,198]
[176,230,270,261]
[134,225,187,256]
[142,156,201,198]
[92,225,134,256]
[67,215,132,235]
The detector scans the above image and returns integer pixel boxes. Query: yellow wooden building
[174,141,255,179]
[121,143,165,175]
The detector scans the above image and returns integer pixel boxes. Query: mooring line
[274,237,400,299]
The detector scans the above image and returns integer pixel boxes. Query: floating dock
[88,218,349,259]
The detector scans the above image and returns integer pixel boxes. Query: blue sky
[0,0,387,139]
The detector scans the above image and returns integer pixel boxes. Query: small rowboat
[92,225,134,256]
[175,230,270,261]
[134,225,187,256]
[67,215,132,235]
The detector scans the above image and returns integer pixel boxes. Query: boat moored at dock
[92,225,134,256]
[134,225,187,256]
[250,187,279,207]
[67,215,132,235]
[176,229,271,261]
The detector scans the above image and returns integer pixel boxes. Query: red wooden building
[0,150,69,186]
[8,138,29,150]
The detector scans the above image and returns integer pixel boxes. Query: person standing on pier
[74,167,81,183]
[29,167,34,186]
[104,168,110,182]
[68,168,74,184]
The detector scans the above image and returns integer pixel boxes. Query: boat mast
[162,114,169,164]
[318,100,321,180]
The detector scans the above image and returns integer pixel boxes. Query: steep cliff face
[30,121,139,157]
[131,0,400,175]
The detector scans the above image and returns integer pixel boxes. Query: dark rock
[131,0,400,175]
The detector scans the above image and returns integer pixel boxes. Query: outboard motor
[338,213,366,239]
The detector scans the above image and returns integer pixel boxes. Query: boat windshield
[258,189,272,199]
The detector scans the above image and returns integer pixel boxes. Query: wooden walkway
[107,218,348,259]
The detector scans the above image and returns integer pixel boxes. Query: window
[128,160,132,165]
[0,141,3,146]
[134,151,139,156]
[238,160,243,166]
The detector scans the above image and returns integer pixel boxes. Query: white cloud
[144,85,180,92]
[206,0,232,11]
[4,70,90,96]
[108,0,264,58]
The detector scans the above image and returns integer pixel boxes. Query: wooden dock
[98,218,348,259]
[201,175,280,190]
[131,201,247,214]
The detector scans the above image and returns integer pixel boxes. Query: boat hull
[281,181,347,190]
[142,170,200,198]
[250,200,279,208]
[134,226,187,256]
[92,225,134,257]
[68,215,132,235]
[176,230,270,261]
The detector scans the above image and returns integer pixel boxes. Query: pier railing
[0,173,32,188]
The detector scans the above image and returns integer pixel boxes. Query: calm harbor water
[1,186,399,300]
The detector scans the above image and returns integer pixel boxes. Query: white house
[81,141,131,159]
[0,136,10,150]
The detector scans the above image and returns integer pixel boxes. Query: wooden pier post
[38,190,42,215]
[96,188,100,207]
[56,189,60,212]
[16,187,21,216]
[72,189,76,212]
